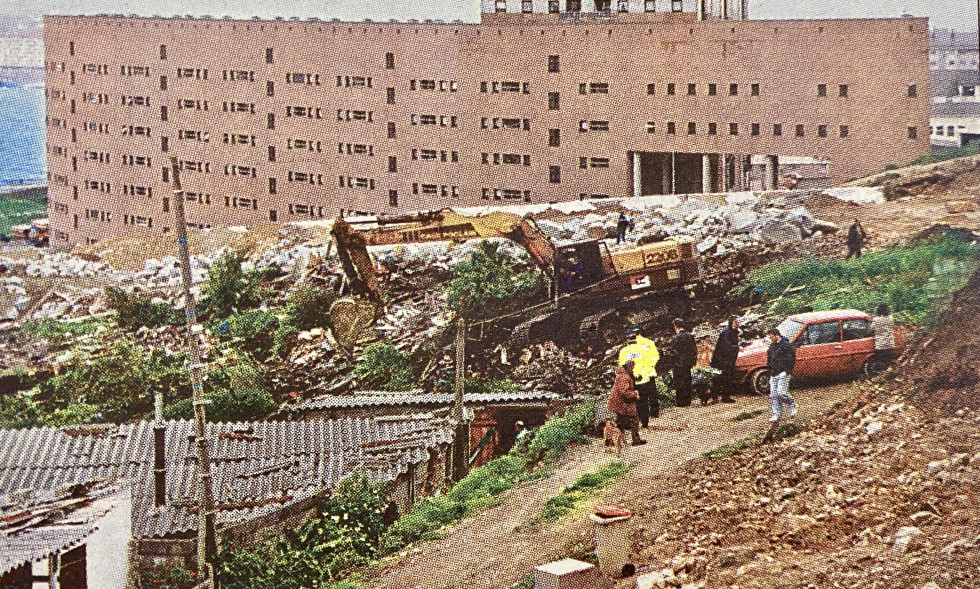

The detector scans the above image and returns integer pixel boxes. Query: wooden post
[451,318,470,482]
[169,156,217,582]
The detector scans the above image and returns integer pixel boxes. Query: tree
[446,241,544,321]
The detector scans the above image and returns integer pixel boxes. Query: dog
[603,419,626,457]
[694,370,718,405]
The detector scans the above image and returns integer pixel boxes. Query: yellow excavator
[327,209,701,350]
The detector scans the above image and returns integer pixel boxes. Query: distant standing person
[766,327,797,422]
[709,317,742,403]
[668,318,698,407]
[619,330,661,424]
[846,218,867,259]
[616,213,631,245]
[607,359,647,446]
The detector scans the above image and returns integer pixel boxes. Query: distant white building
[931,102,980,148]
[0,37,42,68]
[929,29,979,71]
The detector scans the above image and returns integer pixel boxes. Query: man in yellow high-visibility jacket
[618,332,661,425]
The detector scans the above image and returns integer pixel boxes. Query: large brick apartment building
[43,0,929,248]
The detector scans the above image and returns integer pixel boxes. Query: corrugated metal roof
[0,483,126,575]
[0,417,453,540]
[289,390,559,413]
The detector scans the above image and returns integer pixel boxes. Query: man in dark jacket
[709,317,741,403]
[668,318,698,407]
[846,218,867,259]
[766,327,798,422]
[616,213,630,244]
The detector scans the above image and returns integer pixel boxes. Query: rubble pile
[509,341,593,395]
[625,394,980,589]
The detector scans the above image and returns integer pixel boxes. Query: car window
[776,318,806,342]
[805,321,841,345]
[842,319,873,341]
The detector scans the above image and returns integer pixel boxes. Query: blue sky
[0,0,975,29]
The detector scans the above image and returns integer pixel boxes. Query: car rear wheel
[863,355,891,378]
[749,369,771,397]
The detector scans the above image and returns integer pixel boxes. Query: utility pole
[451,317,469,482]
[169,156,217,583]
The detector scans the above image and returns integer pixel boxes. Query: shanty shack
[0,416,454,575]
[285,390,565,468]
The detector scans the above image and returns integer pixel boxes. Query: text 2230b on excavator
[328,209,701,350]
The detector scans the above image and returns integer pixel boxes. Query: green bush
[287,284,337,331]
[0,391,41,429]
[354,343,415,391]
[906,141,980,167]
[525,400,597,462]
[104,287,182,329]
[42,338,187,422]
[22,319,102,342]
[48,402,100,426]
[446,241,544,321]
[133,559,197,589]
[200,253,283,320]
[745,231,980,328]
[164,361,275,422]
[864,172,901,187]
[214,472,386,589]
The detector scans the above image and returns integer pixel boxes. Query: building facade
[929,29,979,71]
[44,8,929,248]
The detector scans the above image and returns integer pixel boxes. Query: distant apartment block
[929,29,979,71]
[43,3,929,248]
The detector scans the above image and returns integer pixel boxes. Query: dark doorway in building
[632,152,720,195]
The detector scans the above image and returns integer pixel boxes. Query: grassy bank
[0,192,46,235]
[746,230,980,329]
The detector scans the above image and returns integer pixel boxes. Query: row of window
[481,187,532,202]
[341,176,376,190]
[480,81,531,94]
[288,171,324,184]
[414,149,459,162]
[498,0,677,14]
[932,125,962,136]
[121,65,150,77]
[644,121,859,139]
[481,153,531,166]
[645,82,762,97]
[481,117,531,130]
[411,79,458,92]
[223,70,255,82]
[413,183,460,198]
[412,114,458,127]
[122,184,153,196]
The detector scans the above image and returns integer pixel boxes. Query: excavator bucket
[329,297,379,352]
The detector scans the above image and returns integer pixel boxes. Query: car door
[841,318,875,374]
[794,320,844,378]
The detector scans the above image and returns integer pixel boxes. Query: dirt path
[368,381,857,589]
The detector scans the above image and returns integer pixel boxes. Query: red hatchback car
[734,309,906,395]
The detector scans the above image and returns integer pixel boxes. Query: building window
[387,87,395,104]
[729,122,738,135]
[839,125,849,138]
[568,0,582,11]
[729,83,738,96]
[589,82,609,94]
[708,83,717,96]
[160,76,167,91]
[796,124,805,137]
[389,190,398,207]
[687,83,696,96]
[161,136,169,152]
[751,83,760,96]
[548,55,560,73]
[579,156,587,169]
[578,82,586,95]
[667,122,676,134]
[388,156,397,172]
[495,0,506,12]
[589,120,609,131]
[839,84,848,98]
[687,122,696,135]
[645,121,656,133]
[908,84,917,98]
[548,92,560,110]
[817,124,827,137]
[159,44,166,60]
[549,128,560,147]
[388,122,396,138]
[549,166,561,183]
[268,146,276,162]
[522,0,533,12]
[817,84,827,97]
[751,123,760,136]
[708,122,717,135]
[267,113,275,129]
[671,0,682,10]
[667,83,675,95]
[645,0,655,11]
[549,0,560,12]
[267,81,275,97]
[646,83,655,95]
[269,177,277,194]
[773,123,782,136]
[908,126,917,140]
[266,48,274,64]
[160,106,168,121]
[385,52,395,69]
